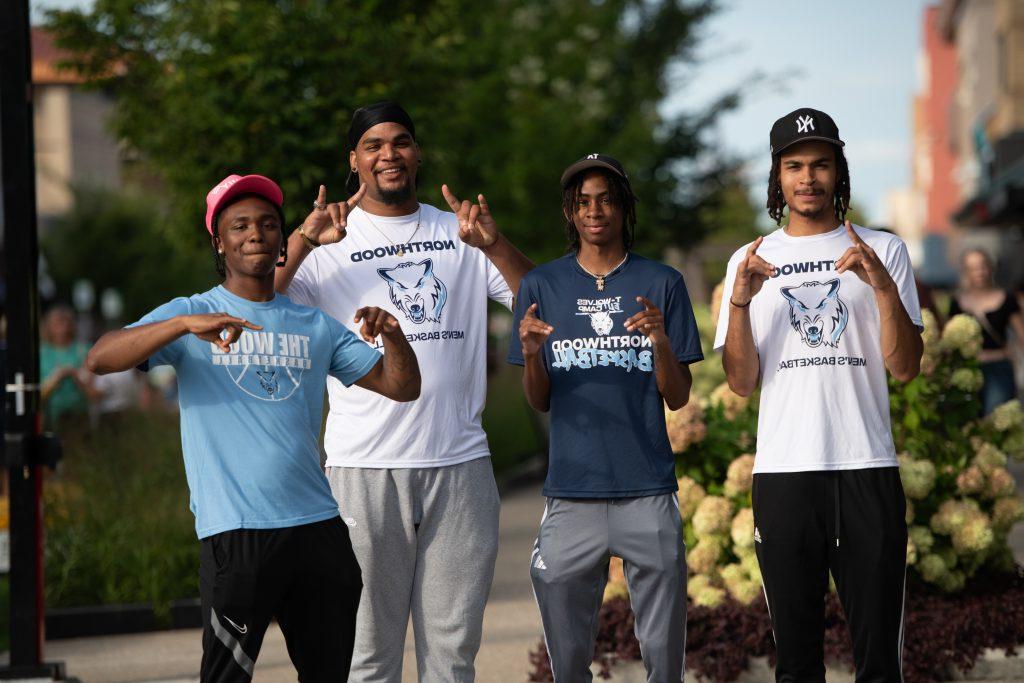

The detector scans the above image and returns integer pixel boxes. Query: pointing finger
[637,296,655,311]
[316,184,327,207]
[353,306,371,323]
[478,194,491,217]
[746,235,764,257]
[441,184,461,212]
[468,204,481,230]
[845,220,864,246]
[346,183,367,209]
[524,303,538,318]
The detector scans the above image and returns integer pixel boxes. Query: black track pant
[199,516,362,682]
[752,468,907,683]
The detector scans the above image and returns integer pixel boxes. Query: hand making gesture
[441,184,499,249]
[354,306,402,343]
[519,304,554,356]
[181,313,262,352]
[835,220,895,291]
[731,236,776,307]
[298,183,367,246]
[625,297,668,343]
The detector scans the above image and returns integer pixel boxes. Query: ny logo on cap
[796,115,815,133]
[587,153,599,159]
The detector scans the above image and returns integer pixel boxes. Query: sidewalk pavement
[35,484,548,683]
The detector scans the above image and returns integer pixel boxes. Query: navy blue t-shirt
[508,253,703,498]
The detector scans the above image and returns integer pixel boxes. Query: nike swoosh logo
[223,615,248,634]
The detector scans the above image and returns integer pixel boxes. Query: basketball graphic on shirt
[779,279,849,349]
[210,329,311,402]
[377,259,448,324]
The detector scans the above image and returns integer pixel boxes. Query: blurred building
[888,4,960,285]
[941,0,1024,287]
[31,27,122,233]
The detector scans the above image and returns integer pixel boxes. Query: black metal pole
[0,1,65,679]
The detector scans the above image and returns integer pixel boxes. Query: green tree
[42,187,211,321]
[47,0,738,262]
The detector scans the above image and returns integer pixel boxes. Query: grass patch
[44,411,197,620]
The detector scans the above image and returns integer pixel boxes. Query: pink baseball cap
[204,174,284,234]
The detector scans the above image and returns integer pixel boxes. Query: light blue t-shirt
[133,285,381,538]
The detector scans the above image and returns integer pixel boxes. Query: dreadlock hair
[766,143,851,226]
[561,169,638,253]
[209,193,287,278]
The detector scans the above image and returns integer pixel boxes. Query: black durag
[346,101,417,195]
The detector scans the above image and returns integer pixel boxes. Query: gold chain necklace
[576,253,629,291]
[362,206,422,258]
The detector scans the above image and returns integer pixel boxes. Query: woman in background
[950,248,1024,414]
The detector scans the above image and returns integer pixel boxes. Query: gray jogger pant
[531,494,687,683]
[327,456,500,683]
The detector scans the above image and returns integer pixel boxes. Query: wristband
[297,225,320,250]
[729,297,751,309]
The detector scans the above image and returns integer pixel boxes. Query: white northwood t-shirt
[287,203,513,468]
[713,224,922,474]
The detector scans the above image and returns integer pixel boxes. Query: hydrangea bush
[606,310,1024,605]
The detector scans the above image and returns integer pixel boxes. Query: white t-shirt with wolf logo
[713,224,922,473]
[288,203,513,468]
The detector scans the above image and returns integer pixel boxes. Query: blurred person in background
[40,303,97,429]
[91,367,149,427]
[950,248,1024,414]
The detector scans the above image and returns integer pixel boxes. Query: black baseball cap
[560,153,630,189]
[770,108,845,156]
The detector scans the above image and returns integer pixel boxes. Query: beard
[791,196,832,221]
[372,169,417,207]
[793,205,827,219]
[378,182,414,206]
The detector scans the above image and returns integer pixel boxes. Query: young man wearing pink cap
[274,102,534,682]
[86,174,421,682]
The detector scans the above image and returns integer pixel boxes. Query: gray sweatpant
[531,494,687,683]
[327,456,500,683]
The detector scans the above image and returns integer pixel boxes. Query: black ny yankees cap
[770,108,845,156]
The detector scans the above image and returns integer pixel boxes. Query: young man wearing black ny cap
[273,102,534,682]
[714,109,923,681]
[509,154,703,682]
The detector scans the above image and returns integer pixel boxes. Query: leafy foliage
[41,186,213,321]
[46,0,741,262]
[44,412,198,619]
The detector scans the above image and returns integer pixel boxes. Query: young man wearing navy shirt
[508,154,702,682]
[86,174,420,682]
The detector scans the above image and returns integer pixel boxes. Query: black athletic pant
[752,468,907,683]
[199,516,362,682]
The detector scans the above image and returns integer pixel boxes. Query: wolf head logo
[377,259,448,324]
[590,311,614,336]
[780,278,849,348]
[256,369,279,396]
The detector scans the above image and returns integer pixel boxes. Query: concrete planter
[594,649,1024,682]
